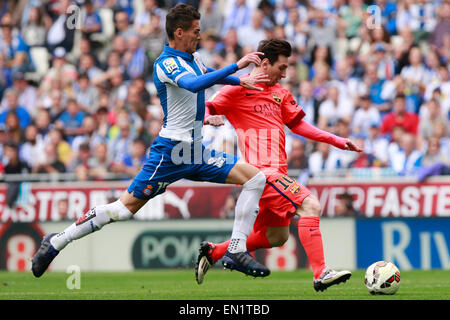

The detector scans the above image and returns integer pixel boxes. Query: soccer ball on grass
[364,261,401,295]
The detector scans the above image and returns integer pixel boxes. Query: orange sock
[297,216,326,280]
[210,228,272,263]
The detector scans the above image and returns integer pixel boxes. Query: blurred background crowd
[0,0,449,186]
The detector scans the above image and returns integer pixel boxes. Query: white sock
[228,171,266,253]
[50,200,133,251]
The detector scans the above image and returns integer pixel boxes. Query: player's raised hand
[236,52,265,69]
[204,115,225,127]
[345,139,363,152]
[240,72,270,91]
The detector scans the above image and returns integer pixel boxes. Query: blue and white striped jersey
[154,45,239,143]
[154,45,208,143]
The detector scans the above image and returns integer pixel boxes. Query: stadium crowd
[0,0,449,187]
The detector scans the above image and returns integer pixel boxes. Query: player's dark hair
[166,3,201,40]
[257,39,292,65]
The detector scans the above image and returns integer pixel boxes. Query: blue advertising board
[356,218,450,270]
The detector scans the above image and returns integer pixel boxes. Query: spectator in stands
[421,136,450,168]
[45,88,66,123]
[364,123,390,167]
[335,192,363,217]
[308,142,343,177]
[35,109,51,142]
[85,142,112,180]
[287,137,308,170]
[55,98,86,142]
[47,127,72,166]
[123,35,148,80]
[0,71,36,117]
[41,47,78,92]
[78,54,104,83]
[114,10,137,40]
[428,1,450,62]
[137,13,165,67]
[307,9,337,52]
[311,62,330,102]
[283,6,308,55]
[110,138,148,176]
[351,95,381,138]
[199,0,223,36]
[381,74,422,114]
[381,94,420,138]
[19,124,45,169]
[140,118,163,148]
[418,99,448,144]
[0,88,31,129]
[69,142,93,181]
[32,142,66,174]
[0,19,35,76]
[218,28,243,61]
[0,123,7,164]
[198,31,220,67]
[393,27,416,72]
[317,85,353,132]
[332,58,367,109]
[339,0,366,40]
[237,9,267,50]
[21,6,46,47]
[81,0,103,45]
[388,132,423,176]
[107,109,136,164]
[432,121,450,157]
[3,140,30,208]
[375,0,398,35]
[297,80,320,125]
[348,136,377,168]
[95,104,111,140]
[372,42,396,82]
[134,0,166,35]
[44,0,76,54]
[73,73,99,114]
[400,46,432,94]
[71,114,106,154]
[221,0,252,37]
[363,63,390,114]
[424,64,450,117]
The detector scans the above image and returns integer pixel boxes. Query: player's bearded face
[264,56,288,86]
[183,20,201,53]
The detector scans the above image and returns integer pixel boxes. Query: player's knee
[266,227,289,247]
[298,195,322,217]
[243,171,266,192]
[270,232,289,247]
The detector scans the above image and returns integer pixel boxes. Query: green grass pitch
[0,269,449,300]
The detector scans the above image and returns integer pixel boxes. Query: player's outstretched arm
[177,52,265,93]
[289,119,363,152]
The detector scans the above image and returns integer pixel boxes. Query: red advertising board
[0,178,449,221]
[309,179,450,217]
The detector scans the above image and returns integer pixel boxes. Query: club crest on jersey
[272,92,282,104]
[163,58,178,73]
[143,185,153,197]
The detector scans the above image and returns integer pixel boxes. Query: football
[364,261,401,295]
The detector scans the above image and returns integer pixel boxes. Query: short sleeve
[209,85,240,115]
[155,56,191,86]
[282,90,306,128]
